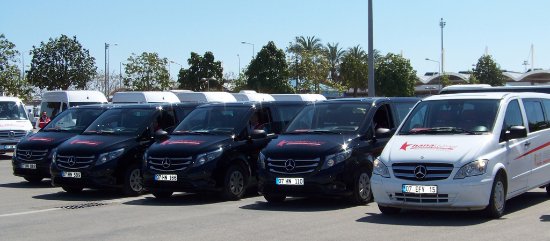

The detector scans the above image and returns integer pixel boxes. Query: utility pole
[367,0,375,97]
[440,18,446,77]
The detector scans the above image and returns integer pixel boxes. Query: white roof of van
[175,92,237,103]
[232,92,275,101]
[271,94,326,101]
[426,92,550,101]
[42,91,107,103]
[0,96,23,102]
[112,91,180,103]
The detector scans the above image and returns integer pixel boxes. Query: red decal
[28,137,54,142]
[514,141,550,160]
[399,142,457,151]
[70,140,103,146]
[160,140,205,145]
[277,140,325,147]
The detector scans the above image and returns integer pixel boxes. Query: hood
[147,134,233,157]
[57,135,136,156]
[17,132,77,150]
[263,134,356,159]
[381,135,493,165]
[0,120,32,131]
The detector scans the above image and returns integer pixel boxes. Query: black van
[50,103,200,196]
[13,104,113,183]
[142,101,308,200]
[257,97,419,204]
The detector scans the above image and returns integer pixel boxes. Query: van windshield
[43,108,105,133]
[399,99,499,135]
[285,103,368,134]
[0,101,28,120]
[83,108,156,135]
[173,106,249,135]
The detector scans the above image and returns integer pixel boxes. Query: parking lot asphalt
[1,153,550,241]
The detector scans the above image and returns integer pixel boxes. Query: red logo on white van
[276,140,325,147]
[400,142,456,151]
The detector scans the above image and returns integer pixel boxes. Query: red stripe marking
[514,141,550,160]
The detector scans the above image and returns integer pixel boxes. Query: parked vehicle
[372,92,550,218]
[257,97,419,204]
[50,103,200,195]
[0,97,34,154]
[271,94,326,102]
[111,91,180,104]
[13,104,113,183]
[175,91,237,103]
[37,91,108,129]
[439,84,550,94]
[232,90,275,102]
[142,101,308,200]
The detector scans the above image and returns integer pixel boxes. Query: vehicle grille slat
[148,155,192,172]
[267,158,320,175]
[392,163,454,181]
[56,155,96,169]
[394,192,449,203]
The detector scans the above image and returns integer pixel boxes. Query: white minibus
[111,91,180,104]
[232,90,274,101]
[0,97,33,153]
[271,94,326,101]
[175,91,237,103]
[38,91,107,127]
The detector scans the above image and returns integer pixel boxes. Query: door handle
[524,141,531,147]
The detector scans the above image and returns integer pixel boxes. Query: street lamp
[104,42,117,95]
[237,54,241,74]
[201,77,216,91]
[169,61,182,82]
[426,58,441,90]
[241,41,255,59]
[440,18,446,78]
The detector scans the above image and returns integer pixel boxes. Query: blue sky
[2,0,550,80]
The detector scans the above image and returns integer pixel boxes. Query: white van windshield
[0,101,28,120]
[286,103,368,133]
[399,99,499,135]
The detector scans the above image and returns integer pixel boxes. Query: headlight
[51,148,57,164]
[321,149,352,170]
[258,152,266,169]
[454,159,488,179]
[373,158,390,178]
[96,148,125,166]
[193,148,223,167]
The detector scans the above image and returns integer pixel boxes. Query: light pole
[169,61,182,86]
[241,41,255,59]
[237,54,241,74]
[201,77,216,91]
[104,42,117,95]
[367,0,375,97]
[440,18,446,78]
[425,58,441,90]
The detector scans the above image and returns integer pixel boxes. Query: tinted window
[43,108,105,133]
[503,100,524,130]
[175,107,195,122]
[84,108,156,135]
[0,101,28,120]
[174,106,249,134]
[523,99,547,132]
[286,103,368,133]
[393,102,416,124]
[40,102,61,119]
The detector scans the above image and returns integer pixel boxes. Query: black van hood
[17,132,77,150]
[148,135,233,158]
[263,134,357,159]
[57,135,136,156]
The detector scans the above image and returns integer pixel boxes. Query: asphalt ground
[1,153,550,241]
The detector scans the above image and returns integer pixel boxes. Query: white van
[38,91,107,125]
[0,97,33,153]
[111,91,180,104]
[175,91,237,103]
[271,94,326,101]
[372,92,550,218]
[232,90,274,101]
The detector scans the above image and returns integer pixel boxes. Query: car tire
[378,205,401,215]
[122,164,145,196]
[546,185,550,197]
[24,177,43,184]
[62,186,83,193]
[483,174,506,219]
[348,167,373,205]
[264,193,286,203]
[152,191,173,199]
[220,164,248,201]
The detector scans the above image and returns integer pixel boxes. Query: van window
[40,102,61,119]
[271,105,304,133]
[174,106,249,134]
[83,108,156,135]
[372,104,393,129]
[523,99,547,132]
[286,103,368,133]
[175,107,195,122]
[0,101,28,120]
[503,100,524,130]
[43,108,104,132]
[392,102,416,124]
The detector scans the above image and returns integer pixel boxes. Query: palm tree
[288,36,324,54]
[326,42,346,83]
[348,45,366,59]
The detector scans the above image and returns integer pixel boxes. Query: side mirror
[250,129,267,139]
[504,126,527,141]
[375,128,392,139]
[154,129,169,142]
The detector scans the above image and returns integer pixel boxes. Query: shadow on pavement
[0,180,54,189]
[540,215,550,222]
[240,197,357,212]
[32,189,124,202]
[0,154,13,160]
[356,191,549,226]
[124,192,246,206]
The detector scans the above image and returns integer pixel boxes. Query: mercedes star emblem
[68,156,76,166]
[162,158,171,168]
[285,159,296,171]
[414,165,427,179]
[26,151,32,159]
[8,131,15,138]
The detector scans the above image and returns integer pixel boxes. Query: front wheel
[484,174,506,219]
[348,167,372,205]
[220,164,248,201]
[546,185,550,197]
[122,164,145,196]
[24,176,43,184]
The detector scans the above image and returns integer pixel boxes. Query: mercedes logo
[285,159,296,171]
[68,156,76,166]
[162,158,171,168]
[414,165,427,179]
[26,151,32,159]
[8,131,15,138]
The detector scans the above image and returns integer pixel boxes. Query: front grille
[392,163,454,181]
[16,149,48,162]
[56,155,96,169]
[394,193,449,203]
[0,130,27,142]
[268,158,320,174]
[148,156,192,172]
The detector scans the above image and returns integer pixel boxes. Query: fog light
[326,159,335,167]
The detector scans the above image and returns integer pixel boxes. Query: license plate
[402,184,437,194]
[276,178,304,185]
[2,145,16,150]
[21,163,37,169]
[62,171,81,178]
[155,174,177,181]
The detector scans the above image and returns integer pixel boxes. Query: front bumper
[50,160,119,189]
[0,142,18,152]
[371,174,493,211]
[12,157,52,178]
[143,160,220,193]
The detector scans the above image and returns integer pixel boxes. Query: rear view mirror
[250,129,267,139]
[375,128,392,139]
[154,129,169,142]
[504,126,527,141]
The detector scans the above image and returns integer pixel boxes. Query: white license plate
[2,145,16,150]
[402,184,437,194]
[276,178,304,185]
[62,171,81,178]
[155,174,177,181]
[21,163,37,169]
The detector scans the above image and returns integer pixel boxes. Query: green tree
[245,41,293,93]
[287,36,329,93]
[178,51,223,91]
[468,71,479,84]
[27,34,96,90]
[473,55,505,86]
[326,42,346,83]
[0,34,32,100]
[288,36,324,54]
[124,52,171,91]
[340,45,368,96]
[375,53,416,97]
[440,75,451,87]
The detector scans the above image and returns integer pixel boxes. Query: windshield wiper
[404,127,477,135]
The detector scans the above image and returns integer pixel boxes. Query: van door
[523,99,550,188]
[501,99,530,194]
